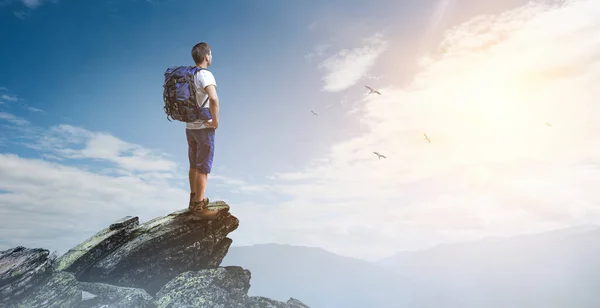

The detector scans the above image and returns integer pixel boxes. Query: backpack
[162,66,210,122]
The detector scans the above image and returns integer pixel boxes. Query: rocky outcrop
[154,266,311,308]
[54,216,140,277]
[0,247,54,302]
[77,281,154,308]
[13,271,81,308]
[0,247,81,307]
[60,202,238,295]
[0,201,309,308]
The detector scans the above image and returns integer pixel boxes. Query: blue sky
[0,0,424,177]
[2,0,600,260]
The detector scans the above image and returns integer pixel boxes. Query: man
[186,42,220,219]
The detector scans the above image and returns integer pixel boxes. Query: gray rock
[154,266,310,308]
[247,296,295,308]
[153,266,249,308]
[7,271,81,308]
[286,297,311,308]
[55,216,139,277]
[1,201,309,308]
[245,296,311,308]
[81,203,237,295]
[77,281,154,308]
[109,216,139,231]
[0,246,54,302]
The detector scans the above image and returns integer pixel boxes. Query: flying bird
[365,85,382,95]
[373,152,386,160]
[311,110,318,116]
[423,133,431,143]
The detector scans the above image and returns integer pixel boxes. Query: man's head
[192,42,212,67]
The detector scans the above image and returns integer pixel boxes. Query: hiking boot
[191,198,220,220]
[191,197,209,211]
[192,207,220,219]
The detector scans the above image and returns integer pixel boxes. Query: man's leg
[186,129,198,207]
[191,128,218,217]
[189,168,197,195]
[195,172,208,202]
[194,128,215,205]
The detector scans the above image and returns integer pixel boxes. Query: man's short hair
[192,42,211,64]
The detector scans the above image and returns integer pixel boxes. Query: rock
[204,237,233,268]
[153,266,249,308]
[80,203,237,295]
[109,216,139,231]
[54,216,139,277]
[154,266,310,308]
[1,201,309,307]
[286,297,311,308]
[0,246,54,302]
[7,271,81,308]
[77,281,154,308]
[245,296,311,308]
[247,297,296,308]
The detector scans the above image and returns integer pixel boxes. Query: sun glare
[418,50,560,164]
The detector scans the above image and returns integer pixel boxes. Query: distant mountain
[223,226,600,308]
[376,225,600,308]
[221,243,439,308]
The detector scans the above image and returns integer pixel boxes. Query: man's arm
[205,85,219,128]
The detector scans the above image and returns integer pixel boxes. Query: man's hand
[206,119,219,129]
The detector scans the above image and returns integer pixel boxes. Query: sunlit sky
[1,0,599,260]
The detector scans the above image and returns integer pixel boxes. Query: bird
[423,133,431,143]
[311,110,318,116]
[365,85,382,95]
[373,152,386,159]
[545,122,552,127]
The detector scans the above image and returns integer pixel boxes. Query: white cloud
[4,0,57,18]
[20,0,56,9]
[1,94,17,102]
[13,10,27,19]
[0,153,190,255]
[21,0,41,8]
[250,0,600,260]
[0,151,275,256]
[0,114,270,255]
[304,43,332,60]
[211,174,273,193]
[27,106,43,112]
[318,33,389,92]
[28,124,178,173]
[0,112,29,126]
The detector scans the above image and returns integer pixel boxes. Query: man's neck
[196,63,208,69]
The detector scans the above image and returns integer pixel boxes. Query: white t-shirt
[186,68,217,129]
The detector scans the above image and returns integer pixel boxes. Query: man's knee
[195,163,211,174]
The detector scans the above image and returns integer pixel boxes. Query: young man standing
[186,42,220,219]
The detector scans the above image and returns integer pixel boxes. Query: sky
[1,0,599,261]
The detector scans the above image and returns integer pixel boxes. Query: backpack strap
[200,96,209,108]
[193,66,210,109]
